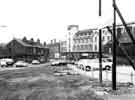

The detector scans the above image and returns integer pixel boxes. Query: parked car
[32,60,40,65]
[51,59,74,66]
[75,58,112,71]
[13,61,29,67]
[0,59,7,67]
[51,59,63,66]
[2,58,14,66]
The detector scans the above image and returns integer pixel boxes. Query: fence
[68,65,135,84]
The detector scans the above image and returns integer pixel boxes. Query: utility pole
[112,0,117,90]
[59,40,61,59]
[99,0,102,84]
[68,31,71,60]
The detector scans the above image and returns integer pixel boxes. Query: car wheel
[85,66,91,71]
[105,65,111,70]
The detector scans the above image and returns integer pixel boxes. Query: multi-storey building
[73,28,97,52]
[63,25,112,60]
[66,25,79,52]
[62,22,135,60]
[72,28,112,59]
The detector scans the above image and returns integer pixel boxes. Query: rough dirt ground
[0,64,105,100]
[0,64,135,100]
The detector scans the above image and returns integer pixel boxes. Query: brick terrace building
[0,43,9,58]
[5,38,49,62]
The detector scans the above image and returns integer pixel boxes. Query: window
[78,39,80,43]
[88,44,92,50]
[103,30,105,33]
[85,45,88,49]
[95,37,97,42]
[82,39,84,43]
[84,33,87,36]
[102,36,105,41]
[77,45,79,50]
[107,36,110,40]
[76,40,78,43]
[84,39,87,43]
[117,27,122,38]
[74,40,76,44]
[95,45,97,51]
[89,32,92,35]
[81,45,83,49]
[88,39,90,42]
[109,48,112,54]
[127,26,132,33]
[86,39,88,43]
[79,39,81,43]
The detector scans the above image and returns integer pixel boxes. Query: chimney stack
[54,39,56,43]
[51,40,53,44]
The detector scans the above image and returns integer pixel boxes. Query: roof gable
[7,38,46,48]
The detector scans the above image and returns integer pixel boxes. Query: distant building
[103,22,135,57]
[73,28,98,52]
[60,22,135,60]
[46,39,60,59]
[60,40,67,53]
[66,25,79,52]
[0,43,9,58]
[63,24,112,60]
[6,38,49,62]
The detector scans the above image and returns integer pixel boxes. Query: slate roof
[7,38,46,48]
[75,28,98,36]
[102,22,135,29]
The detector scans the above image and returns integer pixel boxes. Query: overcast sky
[0,0,134,43]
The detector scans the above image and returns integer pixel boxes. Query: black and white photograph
[0,0,135,100]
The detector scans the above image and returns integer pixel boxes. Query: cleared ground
[0,64,104,100]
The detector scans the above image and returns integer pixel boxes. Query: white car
[13,61,28,67]
[32,60,40,64]
[0,59,7,67]
[51,59,73,66]
[51,60,62,66]
[75,58,112,71]
[2,58,14,66]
